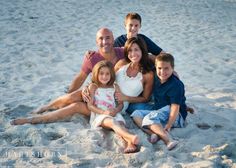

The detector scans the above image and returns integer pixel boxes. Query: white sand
[1,0,236,167]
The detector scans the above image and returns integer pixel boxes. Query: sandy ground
[0,0,236,167]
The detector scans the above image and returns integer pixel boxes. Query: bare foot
[10,118,32,125]
[148,134,160,144]
[167,140,178,150]
[131,135,139,145]
[124,143,138,153]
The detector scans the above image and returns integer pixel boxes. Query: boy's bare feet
[148,134,160,144]
[167,140,178,150]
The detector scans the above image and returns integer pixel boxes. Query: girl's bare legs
[11,102,90,125]
[31,90,83,114]
[101,118,139,153]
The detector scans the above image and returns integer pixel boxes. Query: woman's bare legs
[11,102,90,125]
[31,90,83,114]
[101,118,139,153]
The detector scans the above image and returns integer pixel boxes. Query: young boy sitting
[114,12,163,57]
[131,53,188,150]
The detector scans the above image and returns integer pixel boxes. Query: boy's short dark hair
[155,53,175,68]
[125,12,142,25]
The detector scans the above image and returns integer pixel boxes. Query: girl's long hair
[91,60,116,86]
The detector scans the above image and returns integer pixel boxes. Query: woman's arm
[113,84,124,113]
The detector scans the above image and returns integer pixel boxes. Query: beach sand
[1,0,236,167]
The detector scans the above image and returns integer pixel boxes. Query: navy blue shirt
[153,74,187,120]
[114,34,163,55]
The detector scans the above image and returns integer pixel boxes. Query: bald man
[13,28,125,117]
[68,28,125,93]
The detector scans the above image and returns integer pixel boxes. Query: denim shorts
[126,102,155,115]
[131,105,184,128]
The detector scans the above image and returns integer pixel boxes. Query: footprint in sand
[196,123,211,130]
[45,132,63,141]
[212,124,223,131]
[196,123,223,130]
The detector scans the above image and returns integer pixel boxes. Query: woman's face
[128,43,142,64]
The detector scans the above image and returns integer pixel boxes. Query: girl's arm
[116,71,154,103]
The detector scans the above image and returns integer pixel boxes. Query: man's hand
[82,86,91,102]
[85,50,96,59]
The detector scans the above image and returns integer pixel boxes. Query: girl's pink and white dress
[89,87,125,129]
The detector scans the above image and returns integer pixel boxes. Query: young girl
[87,60,139,153]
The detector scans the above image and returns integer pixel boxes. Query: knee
[69,102,83,110]
[69,90,82,102]
[56,94,73,105]
[69,102,90,116]
[110,119,119,127]
[133,117,143,127]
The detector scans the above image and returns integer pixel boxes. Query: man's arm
[68,71,88,93]
[148,51,165,63]
[140,34,163,56]
[114,59,128,72]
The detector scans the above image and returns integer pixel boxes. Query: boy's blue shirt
[153,74,188,120]
[114,34,163,55]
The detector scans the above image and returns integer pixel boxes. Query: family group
[11,13,193,153]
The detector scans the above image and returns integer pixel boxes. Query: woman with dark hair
[115,37,154,113]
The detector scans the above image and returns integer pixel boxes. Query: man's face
[125,19,141,38]
[96,29,114,54]
[156,61,173,83]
